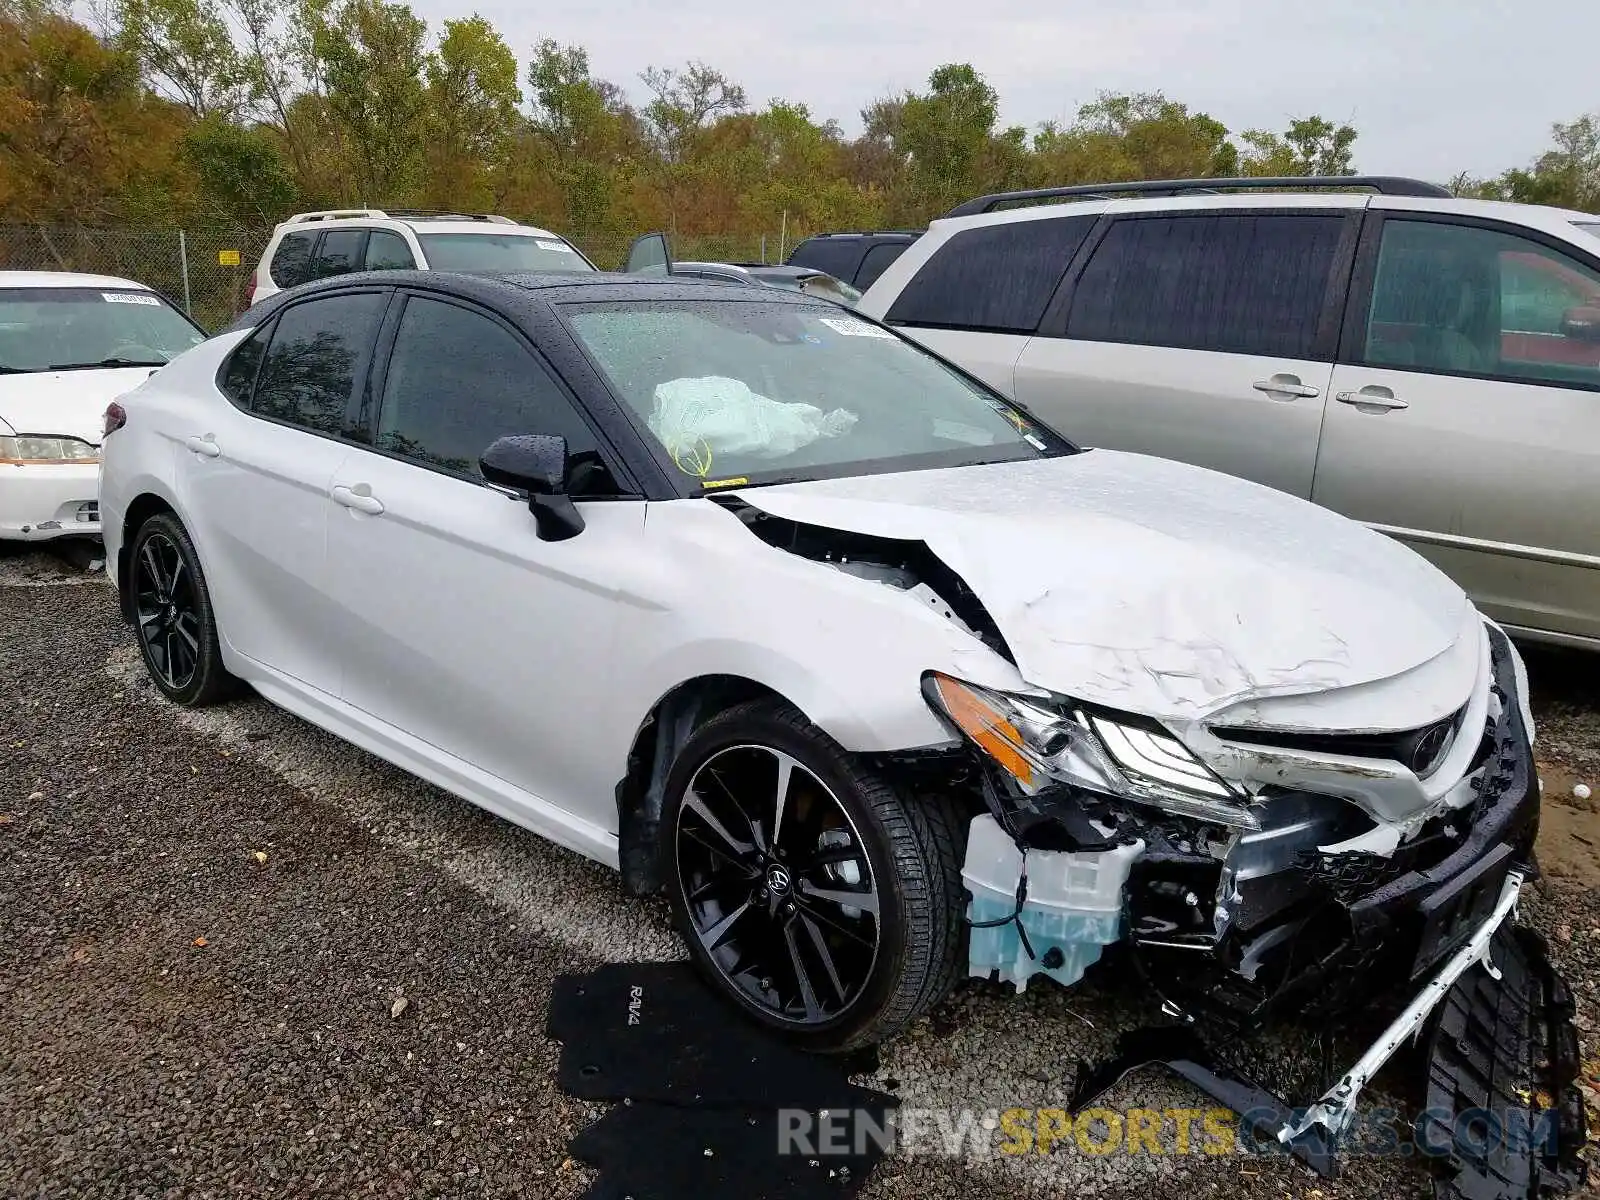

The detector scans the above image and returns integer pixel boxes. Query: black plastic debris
[547,962,897,1200]
[1421,927,1589,1200]
[1066,927,1589,1197]
[1066,1025,1338,1178]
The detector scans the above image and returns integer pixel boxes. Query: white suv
[248,209,597,305]
[855,176,1600,650]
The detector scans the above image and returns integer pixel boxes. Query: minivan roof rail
[944,175,1453,217]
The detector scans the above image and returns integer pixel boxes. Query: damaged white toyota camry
[99,271,1585,1185]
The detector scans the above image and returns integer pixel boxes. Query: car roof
[236,269,818,322]
[0,270,155,291]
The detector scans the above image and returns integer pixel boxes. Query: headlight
[0,436,100,465]
[923,672,1258,830]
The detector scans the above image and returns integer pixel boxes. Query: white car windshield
[417,233,595,273]
[0,288,205,373]
[565,299,1063,488]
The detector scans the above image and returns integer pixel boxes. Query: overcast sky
[421,0,1591,182]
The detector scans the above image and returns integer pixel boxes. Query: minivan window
[886,217,1096,334]
[1066,214,1346,358]
[1365,218,1600,388]
[252,293,384,435]
[269,232,316,288]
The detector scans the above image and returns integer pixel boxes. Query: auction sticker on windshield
[103,292,161,305]
[818,316,894,339]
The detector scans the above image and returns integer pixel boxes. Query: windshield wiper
[45,357,168,371]
[0,365,41,374]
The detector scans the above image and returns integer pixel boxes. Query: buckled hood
[732,450,1474,724]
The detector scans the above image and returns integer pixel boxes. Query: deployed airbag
[650,375,857,461]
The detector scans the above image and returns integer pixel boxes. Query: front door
[324,292,644,837]
[1311,214,1600,641]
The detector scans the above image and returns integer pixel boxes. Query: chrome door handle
[1252,377,1320,400]
[185,435,221,457]
[331,484,384,515]
[1335,387,1409,411]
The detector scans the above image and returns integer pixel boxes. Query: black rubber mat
[548,962,897,1200]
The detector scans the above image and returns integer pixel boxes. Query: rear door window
[268,232,316,288]
[886,216,1096,334]
[252,292,386,436]
[311,230,368,280]
[1066,213,1346,357]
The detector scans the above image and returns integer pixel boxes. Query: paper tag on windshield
[534,239,577,252]
[818,316,893,339]
[103,292,161,305]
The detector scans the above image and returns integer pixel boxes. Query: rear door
[1311,212,1600,641]
[179,289,389,692]
[1013,205,1359,498]
[879,215,1099,395]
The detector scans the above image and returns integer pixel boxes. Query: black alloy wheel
[662,699,966,1052]
[676,743,883,1026]
[127,512,237,706]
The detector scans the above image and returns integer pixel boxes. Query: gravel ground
[1,542,1595,1199]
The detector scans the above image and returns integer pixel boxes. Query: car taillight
[104,401,127,437]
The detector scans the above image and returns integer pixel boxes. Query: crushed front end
[921,622,1588,1194]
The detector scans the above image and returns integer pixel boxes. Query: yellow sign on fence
[217,249,241,267]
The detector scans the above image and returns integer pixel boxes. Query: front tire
[127,512,238,707]
[661,699,966,1052]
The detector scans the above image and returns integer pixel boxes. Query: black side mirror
[479,434,586,542]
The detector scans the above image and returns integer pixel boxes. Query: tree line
[2,0,1596,261]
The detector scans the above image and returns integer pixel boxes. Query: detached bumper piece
[1068,917,1587,1196]
[1421,926,1589,1200]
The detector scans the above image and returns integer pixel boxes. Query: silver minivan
[855,176,1600,650]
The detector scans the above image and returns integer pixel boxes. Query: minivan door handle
[1252,375,1320,400]
[331,484,385,515]
[1335,386,1409,412]
[184,435,221,458]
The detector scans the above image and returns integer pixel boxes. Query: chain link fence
[0,226,804,331]
[0,225,270,331]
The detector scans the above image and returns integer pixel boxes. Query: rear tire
[661,698,966,1052]
[127,513,238,707]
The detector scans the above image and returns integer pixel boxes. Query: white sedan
[96,268,1544,1109]
[0,271,205,541]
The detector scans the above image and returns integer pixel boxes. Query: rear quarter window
[886,217,1096,334]
[269,232,315,288]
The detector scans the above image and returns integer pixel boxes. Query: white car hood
[732,450,1473,722]
[0,367,154,444]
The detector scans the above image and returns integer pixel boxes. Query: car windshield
[1574,221,1600,244]
[0,287,205,373]
[564,299,1065,489]
[417,233,595,273]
